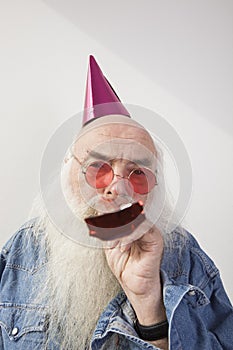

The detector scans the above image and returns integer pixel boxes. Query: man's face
[66,116,158,218]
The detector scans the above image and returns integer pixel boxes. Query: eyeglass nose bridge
[114,173,129,181]
[101,171,132,191]
[109,168,158,195]
[110,168,142,184]
[104,173,135,197]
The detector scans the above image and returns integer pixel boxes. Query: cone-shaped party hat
[82,55,130,126]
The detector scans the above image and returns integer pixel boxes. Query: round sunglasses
[72,155,158,195]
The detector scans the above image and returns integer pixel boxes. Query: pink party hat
[82,55,130,126]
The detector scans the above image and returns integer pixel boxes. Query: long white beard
[46,223,121,349]
[27,154,186,349]
[29,197,121,349]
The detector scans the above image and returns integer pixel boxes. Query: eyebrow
[87,150,153,167]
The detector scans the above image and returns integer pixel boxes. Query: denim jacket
[0,219,232,349]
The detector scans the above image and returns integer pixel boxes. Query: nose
[102,162,134,200]
[103,177,134,200]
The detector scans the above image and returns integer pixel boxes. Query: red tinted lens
[85,161,113,189]
[129,168,157,194]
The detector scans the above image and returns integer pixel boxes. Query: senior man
[0,56,232,350]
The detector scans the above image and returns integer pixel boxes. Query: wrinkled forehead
[73,120,157,164]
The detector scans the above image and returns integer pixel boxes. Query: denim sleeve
[170,232,233,350]
[175,273,233,350]
[203,273,233,349]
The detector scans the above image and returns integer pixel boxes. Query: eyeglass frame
[69,152,159,193]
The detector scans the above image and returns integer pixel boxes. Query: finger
[119,218,154,248]
[104,241,129,279]
[119,241,133,253]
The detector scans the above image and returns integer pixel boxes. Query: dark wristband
[135,319,168,341]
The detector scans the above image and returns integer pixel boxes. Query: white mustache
[85,194,135,216]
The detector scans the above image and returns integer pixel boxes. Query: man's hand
[104,220,167,326]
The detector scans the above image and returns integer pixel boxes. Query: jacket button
[11,327,19,336]
[188,290,196,296]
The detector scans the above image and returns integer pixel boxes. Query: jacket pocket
[0,303,48,349]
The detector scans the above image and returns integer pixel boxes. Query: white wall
[0,0,232,301]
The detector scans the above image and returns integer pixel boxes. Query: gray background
[0,0,232,301]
